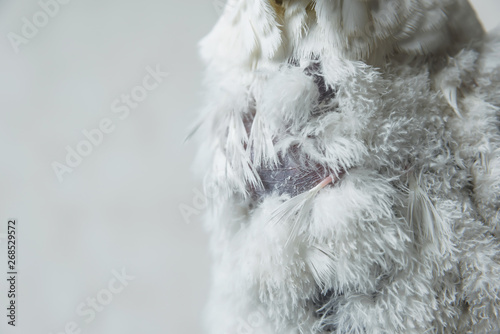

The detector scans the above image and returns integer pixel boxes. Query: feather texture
[196,1,500,333]
[201,0,485,69]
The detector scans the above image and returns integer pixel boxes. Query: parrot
[194,0,500,333]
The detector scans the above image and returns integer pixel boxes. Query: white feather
[268,176,332,246]
[197,1,500,333]
[407,173,450,254]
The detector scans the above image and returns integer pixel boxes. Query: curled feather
[307,245,337,293]
[268,176,333,246]
[407,173,449,253]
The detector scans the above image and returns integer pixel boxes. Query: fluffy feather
[195,1,500,333]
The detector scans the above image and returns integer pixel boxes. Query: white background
[0,1,497,334]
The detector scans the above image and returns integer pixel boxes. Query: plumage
[195,1,500,333]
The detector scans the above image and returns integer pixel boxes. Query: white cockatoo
[195,1,500,333]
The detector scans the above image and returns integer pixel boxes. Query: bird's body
[196,1,500,333]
